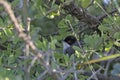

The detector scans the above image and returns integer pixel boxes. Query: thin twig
[0,1,60,79]
[37,70,48,80]
[87,67,102,80]
[0,0,39,56]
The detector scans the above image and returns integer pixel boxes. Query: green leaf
[114,39,120,47]
[111,63,120,76]
[48,39,57,49]
[81,0,91,8]
[84,34,101,49]
[0,57,2,66]
[15,75,23,80]
[99,25,111,32]
[78,53,120,66]
[114,32,120,39]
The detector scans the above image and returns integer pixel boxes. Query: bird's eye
[67,40,71,44]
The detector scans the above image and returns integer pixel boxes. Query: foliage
[0,0,120,80]
[111,63,120,76]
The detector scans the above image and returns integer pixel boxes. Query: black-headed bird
[63,36,77,56]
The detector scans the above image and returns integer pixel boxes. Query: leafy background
[0,0,120,80]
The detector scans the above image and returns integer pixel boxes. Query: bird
[63,35,77,56]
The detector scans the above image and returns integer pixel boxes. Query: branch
[0,1,60,79]
[0,0,45,71]
[55,0,118,30]
[84,71,120,80]
[55,0,100,28]
[98,9,118,21]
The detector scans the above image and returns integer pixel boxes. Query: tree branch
[0,1,60,79]
[55,0,118,31]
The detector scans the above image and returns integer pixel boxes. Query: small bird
[63,35,77,56]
